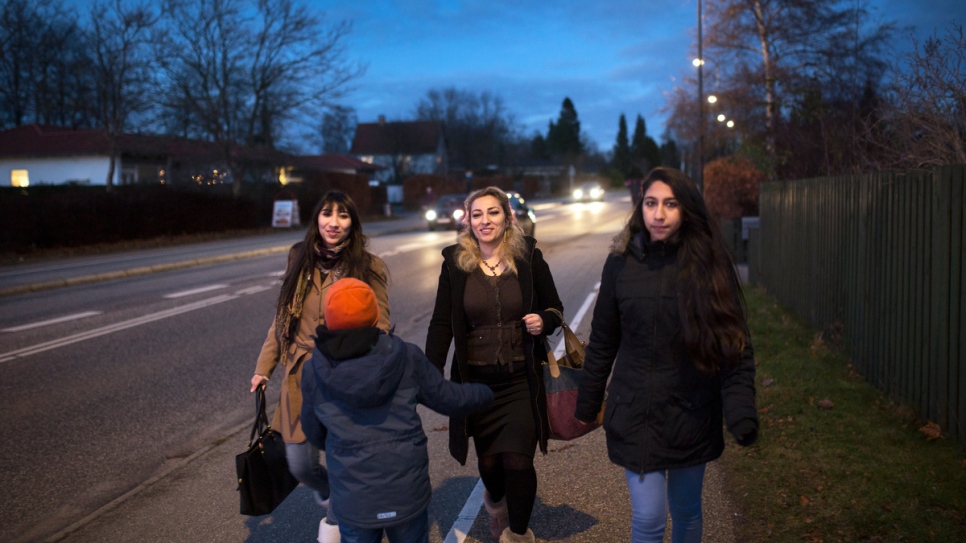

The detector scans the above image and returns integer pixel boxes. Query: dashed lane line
[0,284,273,364]
[1,311,103,333]
[162,284,229,298]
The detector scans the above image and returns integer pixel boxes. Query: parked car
[425,193,467,231]
[507,191,536,237]
[573,181,605,202]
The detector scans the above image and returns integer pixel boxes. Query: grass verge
[721,286,966,542]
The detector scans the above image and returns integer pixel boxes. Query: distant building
[0,124,377,188]
[293,154,385,181]
[350,117,447,184]
[0,124,183,186]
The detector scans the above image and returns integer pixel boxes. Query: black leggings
[478,452,537,534]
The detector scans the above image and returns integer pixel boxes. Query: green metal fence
[755,165,965,443]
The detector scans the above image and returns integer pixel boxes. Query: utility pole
[697,0,704,191]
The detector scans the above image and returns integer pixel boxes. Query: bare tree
[0,0,90,128]
[88,0,158,190]
[692,0,893,178]
[319,105,356,154]
[415,87,520,173]
[875,24,966,168]
[156,0,364,196]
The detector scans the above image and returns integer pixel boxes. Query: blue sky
[323,0,965,151]
[60,0,965,151]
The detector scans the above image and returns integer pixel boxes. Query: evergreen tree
[530,132,550,160]
[547,97,582,163]
[630,114,661,175]
[660,140,681,169]
[612,114,632,178]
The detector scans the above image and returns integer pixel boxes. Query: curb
[42,418,253,543]
[0,246,291,297]
[0,219,430,297]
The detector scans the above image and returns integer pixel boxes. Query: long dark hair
[615,167,747,374]
[273,191,374,347]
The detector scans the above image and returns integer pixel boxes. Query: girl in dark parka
[575,168,758,543]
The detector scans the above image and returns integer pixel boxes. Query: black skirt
[466,369,537,458]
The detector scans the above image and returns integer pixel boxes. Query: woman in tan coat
[250,191,390,541]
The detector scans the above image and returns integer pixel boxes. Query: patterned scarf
[274,238,349,358]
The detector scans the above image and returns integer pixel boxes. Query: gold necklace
[482,257,501,276]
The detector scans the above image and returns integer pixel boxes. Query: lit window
[11,169,28,187]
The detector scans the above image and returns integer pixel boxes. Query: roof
[350,120,444,156]
[298,154,385,173]
[0,124,300,164]
[1,124,125,157]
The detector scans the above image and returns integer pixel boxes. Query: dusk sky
[321,0,965,151]
[58,0,966,151]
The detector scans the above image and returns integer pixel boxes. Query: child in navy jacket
[301,278,494,543]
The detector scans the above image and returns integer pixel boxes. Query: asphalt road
[0,196,742,543]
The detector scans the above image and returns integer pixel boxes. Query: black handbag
[236,385,299,516]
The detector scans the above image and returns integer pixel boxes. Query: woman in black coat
[426,187,563,543]
[575,168,758,543]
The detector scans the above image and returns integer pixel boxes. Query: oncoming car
[573,181,605,202]
[425,194,467,231]
[507,191,536,237]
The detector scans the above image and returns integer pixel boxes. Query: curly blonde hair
[454,186,527,274]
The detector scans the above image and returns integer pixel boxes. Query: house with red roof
[349,117,447,184]
[0,124,383,187]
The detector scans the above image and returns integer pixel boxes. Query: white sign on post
[272,200,298,228]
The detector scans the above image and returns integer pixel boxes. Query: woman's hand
[522,314,544,335]
[250,374,269,392]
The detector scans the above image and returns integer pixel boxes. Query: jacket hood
[310,328,406,408]
[626,231,679,261]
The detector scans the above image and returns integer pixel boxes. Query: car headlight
[591,188,602,198]
[574,189,583,199]
[425,210,437,221]
[453,209,464,221]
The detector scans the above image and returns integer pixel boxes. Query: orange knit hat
[324,278,380,330]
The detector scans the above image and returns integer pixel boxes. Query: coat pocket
[666,390,716,450]
[603,388,641,443]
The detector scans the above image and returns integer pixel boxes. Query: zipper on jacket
[525,242,546,448]
[640,252,667,477]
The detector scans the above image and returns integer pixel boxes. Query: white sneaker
[317,518,340,543]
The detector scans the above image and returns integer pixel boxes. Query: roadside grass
[721,286,966,542]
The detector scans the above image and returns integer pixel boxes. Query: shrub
[703,155,763,220]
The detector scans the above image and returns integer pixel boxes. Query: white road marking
[443,478,485,543]
[553,282,601,359]
[163,284,229,298]
[1,311,103,333]
[270,271,285,277]
[235,285,274,296]
[0,284,272,364]
[377,238,450,258]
